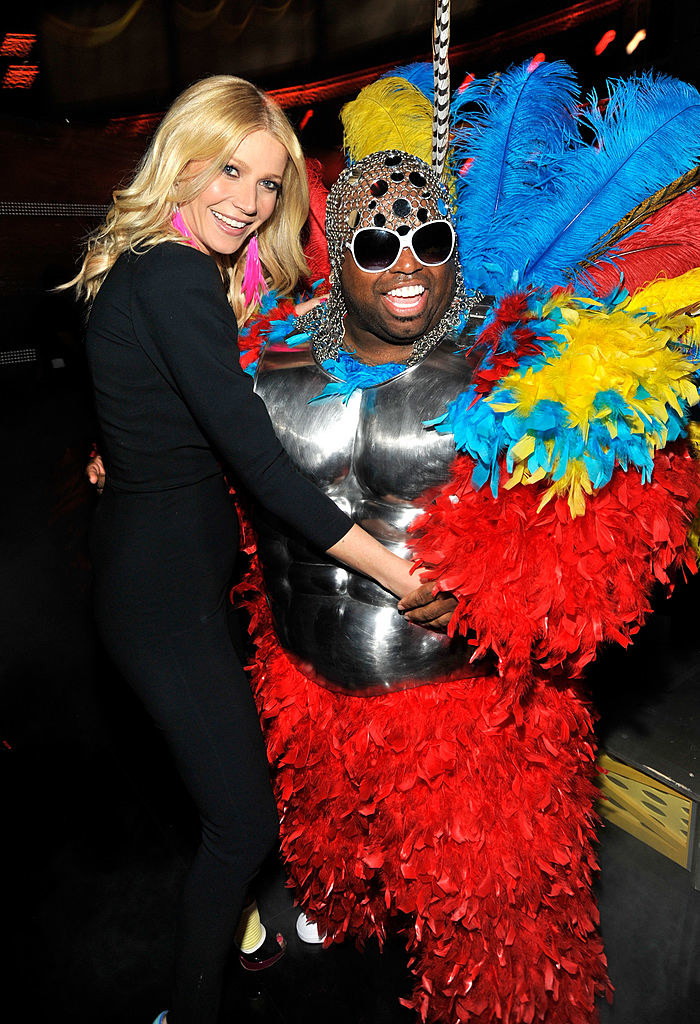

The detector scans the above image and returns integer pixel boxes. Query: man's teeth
[386,285,425,298]
[212,210,247,229]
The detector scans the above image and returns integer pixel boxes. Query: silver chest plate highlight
[253,332,489,693]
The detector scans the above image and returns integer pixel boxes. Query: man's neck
[342,326,415,366]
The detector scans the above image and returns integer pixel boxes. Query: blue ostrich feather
[380,62,435,103]
[449,60,581,293]
[449,65,700,293]
[524,73,700,289]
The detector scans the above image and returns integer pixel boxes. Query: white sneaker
[295,911,326,944]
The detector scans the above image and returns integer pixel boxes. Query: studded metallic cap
[302,149,479,366]
[326,150,453,277]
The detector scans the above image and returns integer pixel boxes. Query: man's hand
[398,582,457,632]
[86,454,106,494]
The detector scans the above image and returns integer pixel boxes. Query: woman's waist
[92,473,238,563]
[104,468,224,495]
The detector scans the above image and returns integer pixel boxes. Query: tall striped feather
[449,60,581,292]
[341,77,434,165]
[431,0,451,177]
[524,73,700,288]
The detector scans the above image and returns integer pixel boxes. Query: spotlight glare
[594,29,616,56]
[626,29,647,55]
[527,53,546,72]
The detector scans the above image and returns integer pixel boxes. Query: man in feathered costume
[235,36,700,1024]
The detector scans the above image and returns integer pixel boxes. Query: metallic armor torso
[253,325,489,694]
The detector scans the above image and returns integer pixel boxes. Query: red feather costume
[234,445,699,1023]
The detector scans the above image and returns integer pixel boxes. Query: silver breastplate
[253,326,490,693]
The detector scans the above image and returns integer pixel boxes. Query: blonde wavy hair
[69,75,310,324]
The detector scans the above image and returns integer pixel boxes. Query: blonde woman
[73,76,420,1024]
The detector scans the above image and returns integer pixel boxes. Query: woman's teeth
[212,210,247,229]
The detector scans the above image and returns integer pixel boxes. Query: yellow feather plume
[341,77,434,165]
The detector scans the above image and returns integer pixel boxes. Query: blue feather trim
[380,62,435,102]
[313,352,407,404]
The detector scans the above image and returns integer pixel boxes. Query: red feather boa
[236,296,297,372]
[470,291,545,398]
[233,445,699,1023]
[411,446,699,706]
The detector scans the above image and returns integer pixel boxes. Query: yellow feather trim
[626,267,700,318]
[487,286,700,517]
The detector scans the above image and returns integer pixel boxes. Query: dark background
[2,3,700,1022]
[2,0,700,311]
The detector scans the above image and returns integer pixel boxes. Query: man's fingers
[397,582,436,611]
[403,599,455,624]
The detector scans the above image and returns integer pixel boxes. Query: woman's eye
[222,164,239,178]
[261,180,281,194]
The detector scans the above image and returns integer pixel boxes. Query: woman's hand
[326,526,420,599]
[294,295,328,317]
[86,454,106,494]
[398,582,458,632]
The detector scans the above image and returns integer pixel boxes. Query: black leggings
[90,475,278,1024]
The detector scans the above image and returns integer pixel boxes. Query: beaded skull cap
[325,150,453,276]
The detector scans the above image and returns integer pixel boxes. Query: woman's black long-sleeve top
[85,241,351,550]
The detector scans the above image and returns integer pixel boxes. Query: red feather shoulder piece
[411,444,700,695]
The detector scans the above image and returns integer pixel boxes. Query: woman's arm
[327,523,419,598]
[133,245,417,595]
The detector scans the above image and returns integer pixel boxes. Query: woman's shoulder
[130,240,217,283]
[120,242,225,313]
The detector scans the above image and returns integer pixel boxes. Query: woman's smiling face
[179,129,288,256]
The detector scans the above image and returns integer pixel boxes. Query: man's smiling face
[341,244,455,352]
[330,151,456,358]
